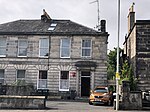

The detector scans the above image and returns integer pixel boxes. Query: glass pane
[17,70,25,78]
[0,38,6,56]
[0,38,6,46]
[82,49,90,56]
[50,23,57,27]
[0,48,6,55]
[0,79,4,84]
[40,48,49,56]
[19,48,27,56]
[62,39,70,47]
[0,70,4,78]
[61,48,69,57]
[60,79,69,90]
[60,71,69,90]
[19,40,27,47]
[39,71,47,79]
[38,79,47,88]
[18,40,27,56]
[61,39,70,57]
[61,71,69,79]
[82,40,91,47]
[40,39,49,48]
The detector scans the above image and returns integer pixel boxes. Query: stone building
[123,5,150,91]
[0,10,109,97]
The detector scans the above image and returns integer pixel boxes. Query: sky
[0,0,150,50]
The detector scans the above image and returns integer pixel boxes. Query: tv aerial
[90,0,100,31]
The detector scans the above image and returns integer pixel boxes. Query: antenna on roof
[90,0,100,31]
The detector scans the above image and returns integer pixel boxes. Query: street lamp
[116,0,120,111]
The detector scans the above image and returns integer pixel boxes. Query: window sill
[0,55,6,57]
[17,56,27,58]
[39,56,49,58]
[59,89,69,92]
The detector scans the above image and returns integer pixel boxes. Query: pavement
[0,99,149,112]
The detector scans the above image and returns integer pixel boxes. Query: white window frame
[18,39,28,57]
[16,70,26,81]
[37,70,48,89]
[81,39,92,58]
[39,38,49,58]
[0,69,4,84]
[59,71,70,91]
[60,38,71,58]
[0,38,6,57]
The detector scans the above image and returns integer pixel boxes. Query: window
[60,38,70,58]
[39,38,49,57]
[48,23,57,31]
[0,70,4,84]
[16,70,25,81]
[38,71,47,89]
[0,38,6,57]
[18,39,27,56]
[59,71,69,91]
[81,39,92,57]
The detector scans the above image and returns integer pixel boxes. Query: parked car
[89,86,113,105]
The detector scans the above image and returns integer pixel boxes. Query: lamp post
[116,0,120,110]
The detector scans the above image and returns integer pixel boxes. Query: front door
[81,71,90,97]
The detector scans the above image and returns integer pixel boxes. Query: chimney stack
[41,9,51,22]
[128,3,135,33]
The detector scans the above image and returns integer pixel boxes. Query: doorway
[81,71,90,97]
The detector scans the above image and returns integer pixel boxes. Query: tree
[107,49,116,80]
[120,60,137,91]
[107,48,122,80]
[121,60,129,79]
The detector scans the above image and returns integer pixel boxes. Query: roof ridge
[70,20,98,32]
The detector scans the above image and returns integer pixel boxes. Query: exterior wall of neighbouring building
[135,23,150,90]
[0,33,108,97]
[124,6,150,91]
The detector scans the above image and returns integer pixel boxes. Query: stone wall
[136,24,150,91]
[120,81,142,110]
[0,85,45,109]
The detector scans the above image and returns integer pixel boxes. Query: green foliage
[121,60,129,79]
[12,80,26,86]
[120,60,137,91]
[107,64,115,80]
[107,47,137,90]
[128,67,137,91]
[107,48,117,80]
[107,47,122,80]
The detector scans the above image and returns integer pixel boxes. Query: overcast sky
[0,0,150,50]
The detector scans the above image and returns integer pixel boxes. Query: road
[0,100,149,112]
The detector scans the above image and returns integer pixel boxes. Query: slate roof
[136,20,150,24]
[0,19,108,36]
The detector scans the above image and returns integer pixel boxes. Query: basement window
[48,23,57,31]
